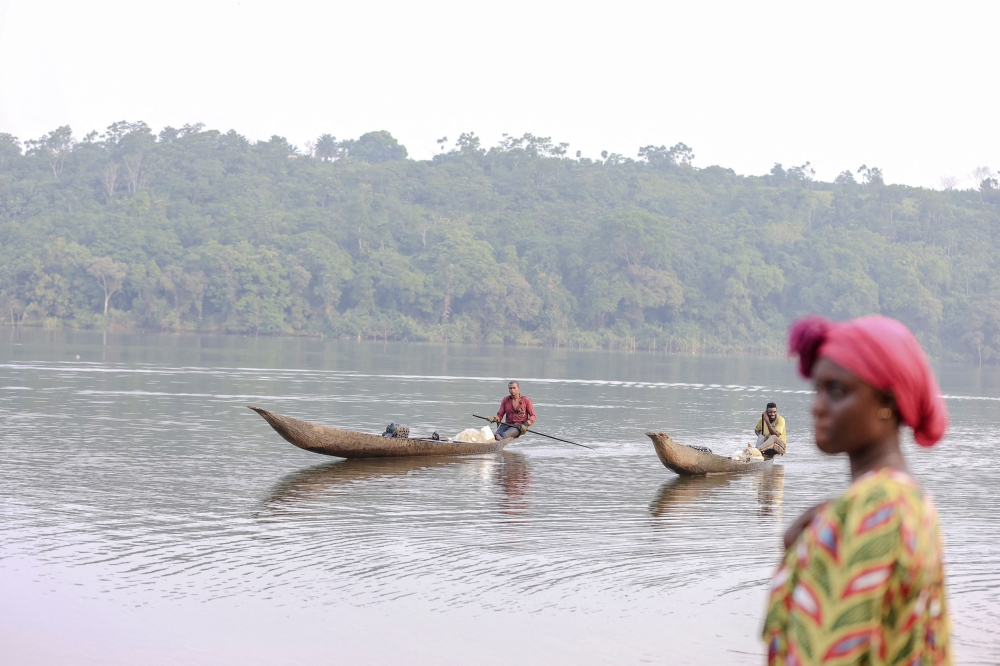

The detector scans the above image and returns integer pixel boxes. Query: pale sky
[0,0,996,188]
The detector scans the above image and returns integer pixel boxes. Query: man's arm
[525,397,535,427]
[765,418,786,444]
[493,397,507,423]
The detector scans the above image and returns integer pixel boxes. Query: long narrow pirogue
[646,431,780,475]
[249,406,515,458]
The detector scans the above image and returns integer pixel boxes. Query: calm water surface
[1,331,998,665]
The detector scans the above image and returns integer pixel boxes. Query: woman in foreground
[763,316,951,665]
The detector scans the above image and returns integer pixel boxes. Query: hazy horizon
[1,0,997,190]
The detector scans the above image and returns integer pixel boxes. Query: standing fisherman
[488,381,535,441]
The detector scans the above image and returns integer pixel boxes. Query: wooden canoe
[646,431,781,476]
[250,406,515,458]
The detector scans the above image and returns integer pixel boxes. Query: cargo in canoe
[646,431,783,476]
[249,406,515,459]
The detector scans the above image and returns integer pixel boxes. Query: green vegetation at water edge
[1,123,999,362]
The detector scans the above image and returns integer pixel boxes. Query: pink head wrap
[788,316,948,447]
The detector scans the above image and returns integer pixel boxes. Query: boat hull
[250,406,514,458]
[646,431,777,476]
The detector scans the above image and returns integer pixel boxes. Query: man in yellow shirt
[754,402,786,457]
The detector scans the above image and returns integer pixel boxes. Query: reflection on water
[1,330,998,664]
[649,474,733,517]
[649,466,783,519]
[263,456,464,509]
[262,452,533,517]
[754,465,784,519]
[494,451,531,514]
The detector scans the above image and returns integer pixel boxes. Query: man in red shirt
[488,381,535,441]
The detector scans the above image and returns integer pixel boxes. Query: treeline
[1,122,999,363]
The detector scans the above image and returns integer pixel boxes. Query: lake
[1,330,998,665]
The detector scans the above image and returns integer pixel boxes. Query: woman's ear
[879,391,900,424]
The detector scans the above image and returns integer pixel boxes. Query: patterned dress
[762,469,951,665]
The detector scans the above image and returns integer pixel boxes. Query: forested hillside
[1,123,999,362]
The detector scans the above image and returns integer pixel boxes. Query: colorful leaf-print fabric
[762,469,951,665]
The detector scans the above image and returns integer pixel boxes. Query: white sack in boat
[732,445,765,462]
[454,427,494,443]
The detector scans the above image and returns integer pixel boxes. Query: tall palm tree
[315,134,338,162]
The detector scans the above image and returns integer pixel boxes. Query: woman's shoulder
[846,468,924,500]
[823,468,935,538]
[797,470,936,599]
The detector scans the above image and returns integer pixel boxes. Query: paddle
[472,414,594,450]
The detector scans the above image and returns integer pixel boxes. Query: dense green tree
[341,131,407,163]
[87,256,128,315]
[1,121,999,361]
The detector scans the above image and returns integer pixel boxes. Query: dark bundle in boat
[249,406,515,459]
[646,431,783,476]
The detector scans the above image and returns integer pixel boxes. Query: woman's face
[811,357,895,454]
